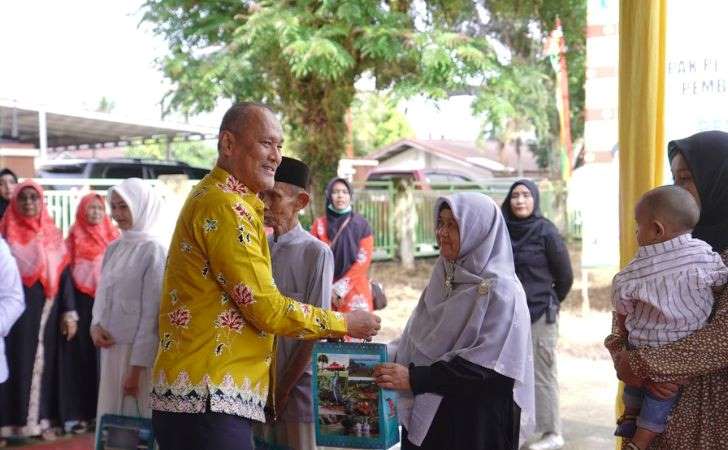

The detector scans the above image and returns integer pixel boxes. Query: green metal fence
[353,179,568,261]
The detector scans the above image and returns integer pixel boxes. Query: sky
[0,0,480,140]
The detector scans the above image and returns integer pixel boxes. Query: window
[103,164,144,179]
[39,163,87,175]
[186,167,210,179]
[425,173,451,183]
[151,165,187,178]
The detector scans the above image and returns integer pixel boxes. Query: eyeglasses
[18,193,40,202]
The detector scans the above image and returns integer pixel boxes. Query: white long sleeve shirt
[613,234,728,348]
[92,238,166,367]
[0,237,25,383]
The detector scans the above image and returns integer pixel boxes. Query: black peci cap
[274,156,310,189]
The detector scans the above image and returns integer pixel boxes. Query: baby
[610,185,728,450]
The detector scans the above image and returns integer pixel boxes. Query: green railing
[353,179,568,260]
[352,181,397,260]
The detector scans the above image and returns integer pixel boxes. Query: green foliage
[475,0,587,162]
[351,92,413,156]
[142,0,585,191]
[142,0,493,211]
[96,96,116,113]
[125,140,217,168]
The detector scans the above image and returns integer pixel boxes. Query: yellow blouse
[150,167,347,421]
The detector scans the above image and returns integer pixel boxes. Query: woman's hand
[61,320,78,341]
[614,351,643,387]
[374,363,410,391]
[123,366,143,397]
[331,292,343,309]
[91,324,115,348]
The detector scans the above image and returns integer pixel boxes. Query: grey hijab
[393,192,535,446]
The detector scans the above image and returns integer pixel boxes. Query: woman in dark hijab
[502,179,573,450]
[0,168,19,219]
[609,130,728,449]
[310,178,374,312]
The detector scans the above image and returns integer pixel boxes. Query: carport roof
[0,99,218,151]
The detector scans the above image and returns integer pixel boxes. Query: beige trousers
[531,314,561,436]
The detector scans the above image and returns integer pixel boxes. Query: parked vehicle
[365,169,478,190]
[37,158,209,189]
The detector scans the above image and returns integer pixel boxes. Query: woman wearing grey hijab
[374,192,535,450]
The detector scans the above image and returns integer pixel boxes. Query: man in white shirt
[0,236,25,447]
[0,236,24,384]
[258,157,334,450]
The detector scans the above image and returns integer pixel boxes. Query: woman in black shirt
[502,180,573,450]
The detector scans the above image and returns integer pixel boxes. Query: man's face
[262,182,306,233]
[221,107,284,193]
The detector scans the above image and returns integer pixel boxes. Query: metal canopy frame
[0,99,217,158]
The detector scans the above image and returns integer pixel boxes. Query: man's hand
[61,320,78,341]
[91,324,115,348]
[374,363,410,391]
[122,366,143,397]
[344,310,381,340]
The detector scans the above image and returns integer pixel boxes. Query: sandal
[614,413,638,438]
[40,429,58,441]
[71,421,88,434]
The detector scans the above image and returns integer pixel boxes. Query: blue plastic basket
[95,398,155,450]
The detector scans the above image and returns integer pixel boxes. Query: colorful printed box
[312,342,399,449]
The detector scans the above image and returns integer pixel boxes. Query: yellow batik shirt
[150,167,347,421]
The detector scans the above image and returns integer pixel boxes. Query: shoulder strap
[329,215,352,249]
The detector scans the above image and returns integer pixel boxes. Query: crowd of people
[0,101,725,450]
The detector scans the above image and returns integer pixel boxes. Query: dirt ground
[370,243,618,450]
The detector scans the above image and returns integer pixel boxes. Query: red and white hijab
[0,180,69,299]
[67,193,119,297]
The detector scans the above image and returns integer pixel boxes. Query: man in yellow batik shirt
[150,103,381,450]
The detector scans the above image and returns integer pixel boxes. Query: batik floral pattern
[237,224,251,246]
[180,240,193,253]
[214,309,245,334]
[169,306,192,329]
[232,202,254,223]
[217,176,250,195]
[231,283,255,308]
[203,218,218,233]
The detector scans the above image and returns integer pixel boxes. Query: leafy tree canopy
[142,0,585,196]
[126,140,217,168]
[351,92,413,156]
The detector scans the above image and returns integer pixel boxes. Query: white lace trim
[150,371,267,422]
[25,300,53,434]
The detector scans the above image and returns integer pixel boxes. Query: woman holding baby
[607,130,728,449]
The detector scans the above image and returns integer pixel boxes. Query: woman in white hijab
[374,192,535,450]
[90,178,169,421]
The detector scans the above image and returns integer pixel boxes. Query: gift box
[312,342,399,449]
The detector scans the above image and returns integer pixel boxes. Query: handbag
[329,216,387,310]
[96,396,155,450]
[370,280,387,310]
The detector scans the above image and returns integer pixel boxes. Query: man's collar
[271,222,303,244]
[210,166,264,211]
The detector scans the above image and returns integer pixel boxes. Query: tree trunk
[285,82,355,217]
